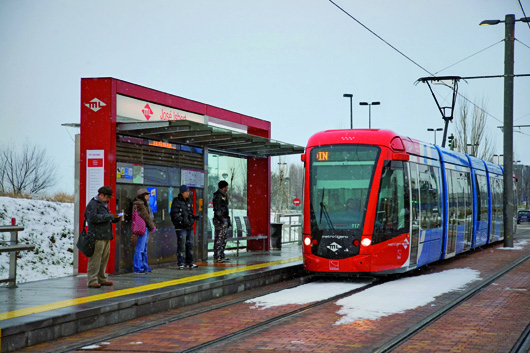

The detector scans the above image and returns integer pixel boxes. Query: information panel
[86,150,104,205]
[181,169,205,188]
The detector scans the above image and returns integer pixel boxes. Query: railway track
[373,253,530,353]
[52,276,378,353]
[36,246,530,353]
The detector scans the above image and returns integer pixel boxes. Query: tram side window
[418,165,442,230]
[493,177,504,236]
[446,169,457,254]
[463,171,473,249]
[373,160,410,244]
[430,167,442,228]
[477,174,488,222]
[418,165,432,229]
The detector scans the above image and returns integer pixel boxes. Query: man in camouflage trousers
[212,180,230,263]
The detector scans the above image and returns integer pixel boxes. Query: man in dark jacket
[170,185,199,269]
[84,186,122,288]
[212,180,230,263]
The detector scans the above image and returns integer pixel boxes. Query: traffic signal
[447,134,455,150]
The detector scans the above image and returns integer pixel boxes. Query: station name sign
[117,95,205,124]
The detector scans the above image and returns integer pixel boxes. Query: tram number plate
[329,260,339,271]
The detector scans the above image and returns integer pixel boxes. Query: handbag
[131,208,147,235]
[77,218,95,257]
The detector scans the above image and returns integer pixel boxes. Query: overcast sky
[1,0,529,194]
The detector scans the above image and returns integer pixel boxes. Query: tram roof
[115,120,305,158]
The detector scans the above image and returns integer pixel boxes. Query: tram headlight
[304,237,311,246]
[361,238,371,247]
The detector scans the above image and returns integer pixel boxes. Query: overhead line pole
[503,14,515,248]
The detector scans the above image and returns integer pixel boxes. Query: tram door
[408,163,420,268]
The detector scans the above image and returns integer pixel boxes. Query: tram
[302,129,516,275]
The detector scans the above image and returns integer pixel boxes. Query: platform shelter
[78,77,303,274]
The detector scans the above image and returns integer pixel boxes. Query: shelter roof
[116,120,304,158]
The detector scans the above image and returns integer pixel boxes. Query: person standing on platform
[132,188,156,273]
[170,185,199,269]
[84,186,122,288]
[212,180,230,263]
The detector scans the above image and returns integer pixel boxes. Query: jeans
[176,228,194,265]
[134,229,151,272]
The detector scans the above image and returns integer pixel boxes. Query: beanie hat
[180,185,189,193]
[218,180,228,189]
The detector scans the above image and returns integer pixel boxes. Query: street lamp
[493,154,503,165]
[427,128,443,145]
[480,14,530,247]
[359,101,380,129]
[343,94,353,129]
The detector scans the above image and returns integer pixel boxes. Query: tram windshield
[309,145,380,235]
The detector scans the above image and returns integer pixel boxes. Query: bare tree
[454,99,496,160]
[0,142,57,195]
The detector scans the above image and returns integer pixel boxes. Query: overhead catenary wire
[434,40,504,75]
[518,0,530,31]
[327,0,432,76]
[327,0,502,124]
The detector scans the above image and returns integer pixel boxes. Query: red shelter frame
[80,77,276,273]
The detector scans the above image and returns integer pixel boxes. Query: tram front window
[309,145,380,236]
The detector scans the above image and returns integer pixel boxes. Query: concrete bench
[0,225,36,288]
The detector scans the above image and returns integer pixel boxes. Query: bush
[0,191,74,204]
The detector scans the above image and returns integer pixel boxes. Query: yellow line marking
[0,257,303,321]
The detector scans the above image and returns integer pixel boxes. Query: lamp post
[480,15,530,247]
[427,128,443,145]
[359,101,380,129]
[343,94,353,129]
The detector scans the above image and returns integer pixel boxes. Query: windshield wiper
[319,188,335,231]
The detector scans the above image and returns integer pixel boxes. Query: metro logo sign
[85,98,106,112]
[142,104,153,120]
[117,95,206,124]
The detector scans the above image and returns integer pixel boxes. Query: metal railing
[275,213,303,245]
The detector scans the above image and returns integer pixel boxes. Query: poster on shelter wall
[133,164,144,184]
[86,150,104,205]
[168,188,173,209]
[147,187,157,213]
[116,163,134,183]
[181,169,205,188]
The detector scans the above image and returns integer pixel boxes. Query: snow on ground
[334,268,481,325]
[247,268,482,325]
[500,239,528,250]
[246,281,370,309]
[0,196,74,284]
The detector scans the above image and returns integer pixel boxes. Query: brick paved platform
[0,244,303,352]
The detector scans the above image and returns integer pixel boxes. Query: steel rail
[52,276,315,353]
[373,253,530,353]
[181,279,382,353]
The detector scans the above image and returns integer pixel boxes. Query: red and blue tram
[302,129,514,275]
